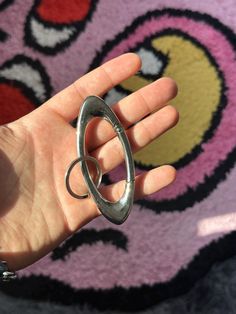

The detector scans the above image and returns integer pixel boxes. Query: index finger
[41,53,141,122]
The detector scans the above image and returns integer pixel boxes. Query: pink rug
[0,0,236,311]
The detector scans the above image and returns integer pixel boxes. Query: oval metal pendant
[77,96,135,225]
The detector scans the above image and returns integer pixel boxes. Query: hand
[0,53,178,271]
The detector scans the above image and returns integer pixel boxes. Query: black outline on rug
[0,0,14,11]
[2,231,236,311]
[24,0,98,55]
[0,28,8,41]
[50,228,128,261]
[91,9,234,214]
[0,54,52,105]
[2,8,236,312]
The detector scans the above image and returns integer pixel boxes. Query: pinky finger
[99,164,177,203]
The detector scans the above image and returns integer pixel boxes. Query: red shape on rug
[37,0,91,24]
[0,83,35,125]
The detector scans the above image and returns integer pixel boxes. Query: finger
[42,53,141,122]
[91,105,179,174]
[68,164,176,232]
[71,165,176,231]
[95,165,177,206]
[86,76,178,151]
[59,104,178,215]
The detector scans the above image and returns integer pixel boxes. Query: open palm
[0,53,178,271]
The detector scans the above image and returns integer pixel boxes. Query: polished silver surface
[76,96,135,225]
[65,156,102,199]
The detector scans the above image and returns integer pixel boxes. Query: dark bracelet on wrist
[0,261,17,282]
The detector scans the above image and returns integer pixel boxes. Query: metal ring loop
[76,96,135,224]
[65,156,102,199]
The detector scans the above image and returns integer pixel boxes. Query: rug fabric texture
[0,0,236,312]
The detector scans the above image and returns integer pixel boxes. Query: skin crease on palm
[0,53,179,271]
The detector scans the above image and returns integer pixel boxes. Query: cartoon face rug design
[0,55,51,124]
[2,9,236,312]
[24,0,98,55]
